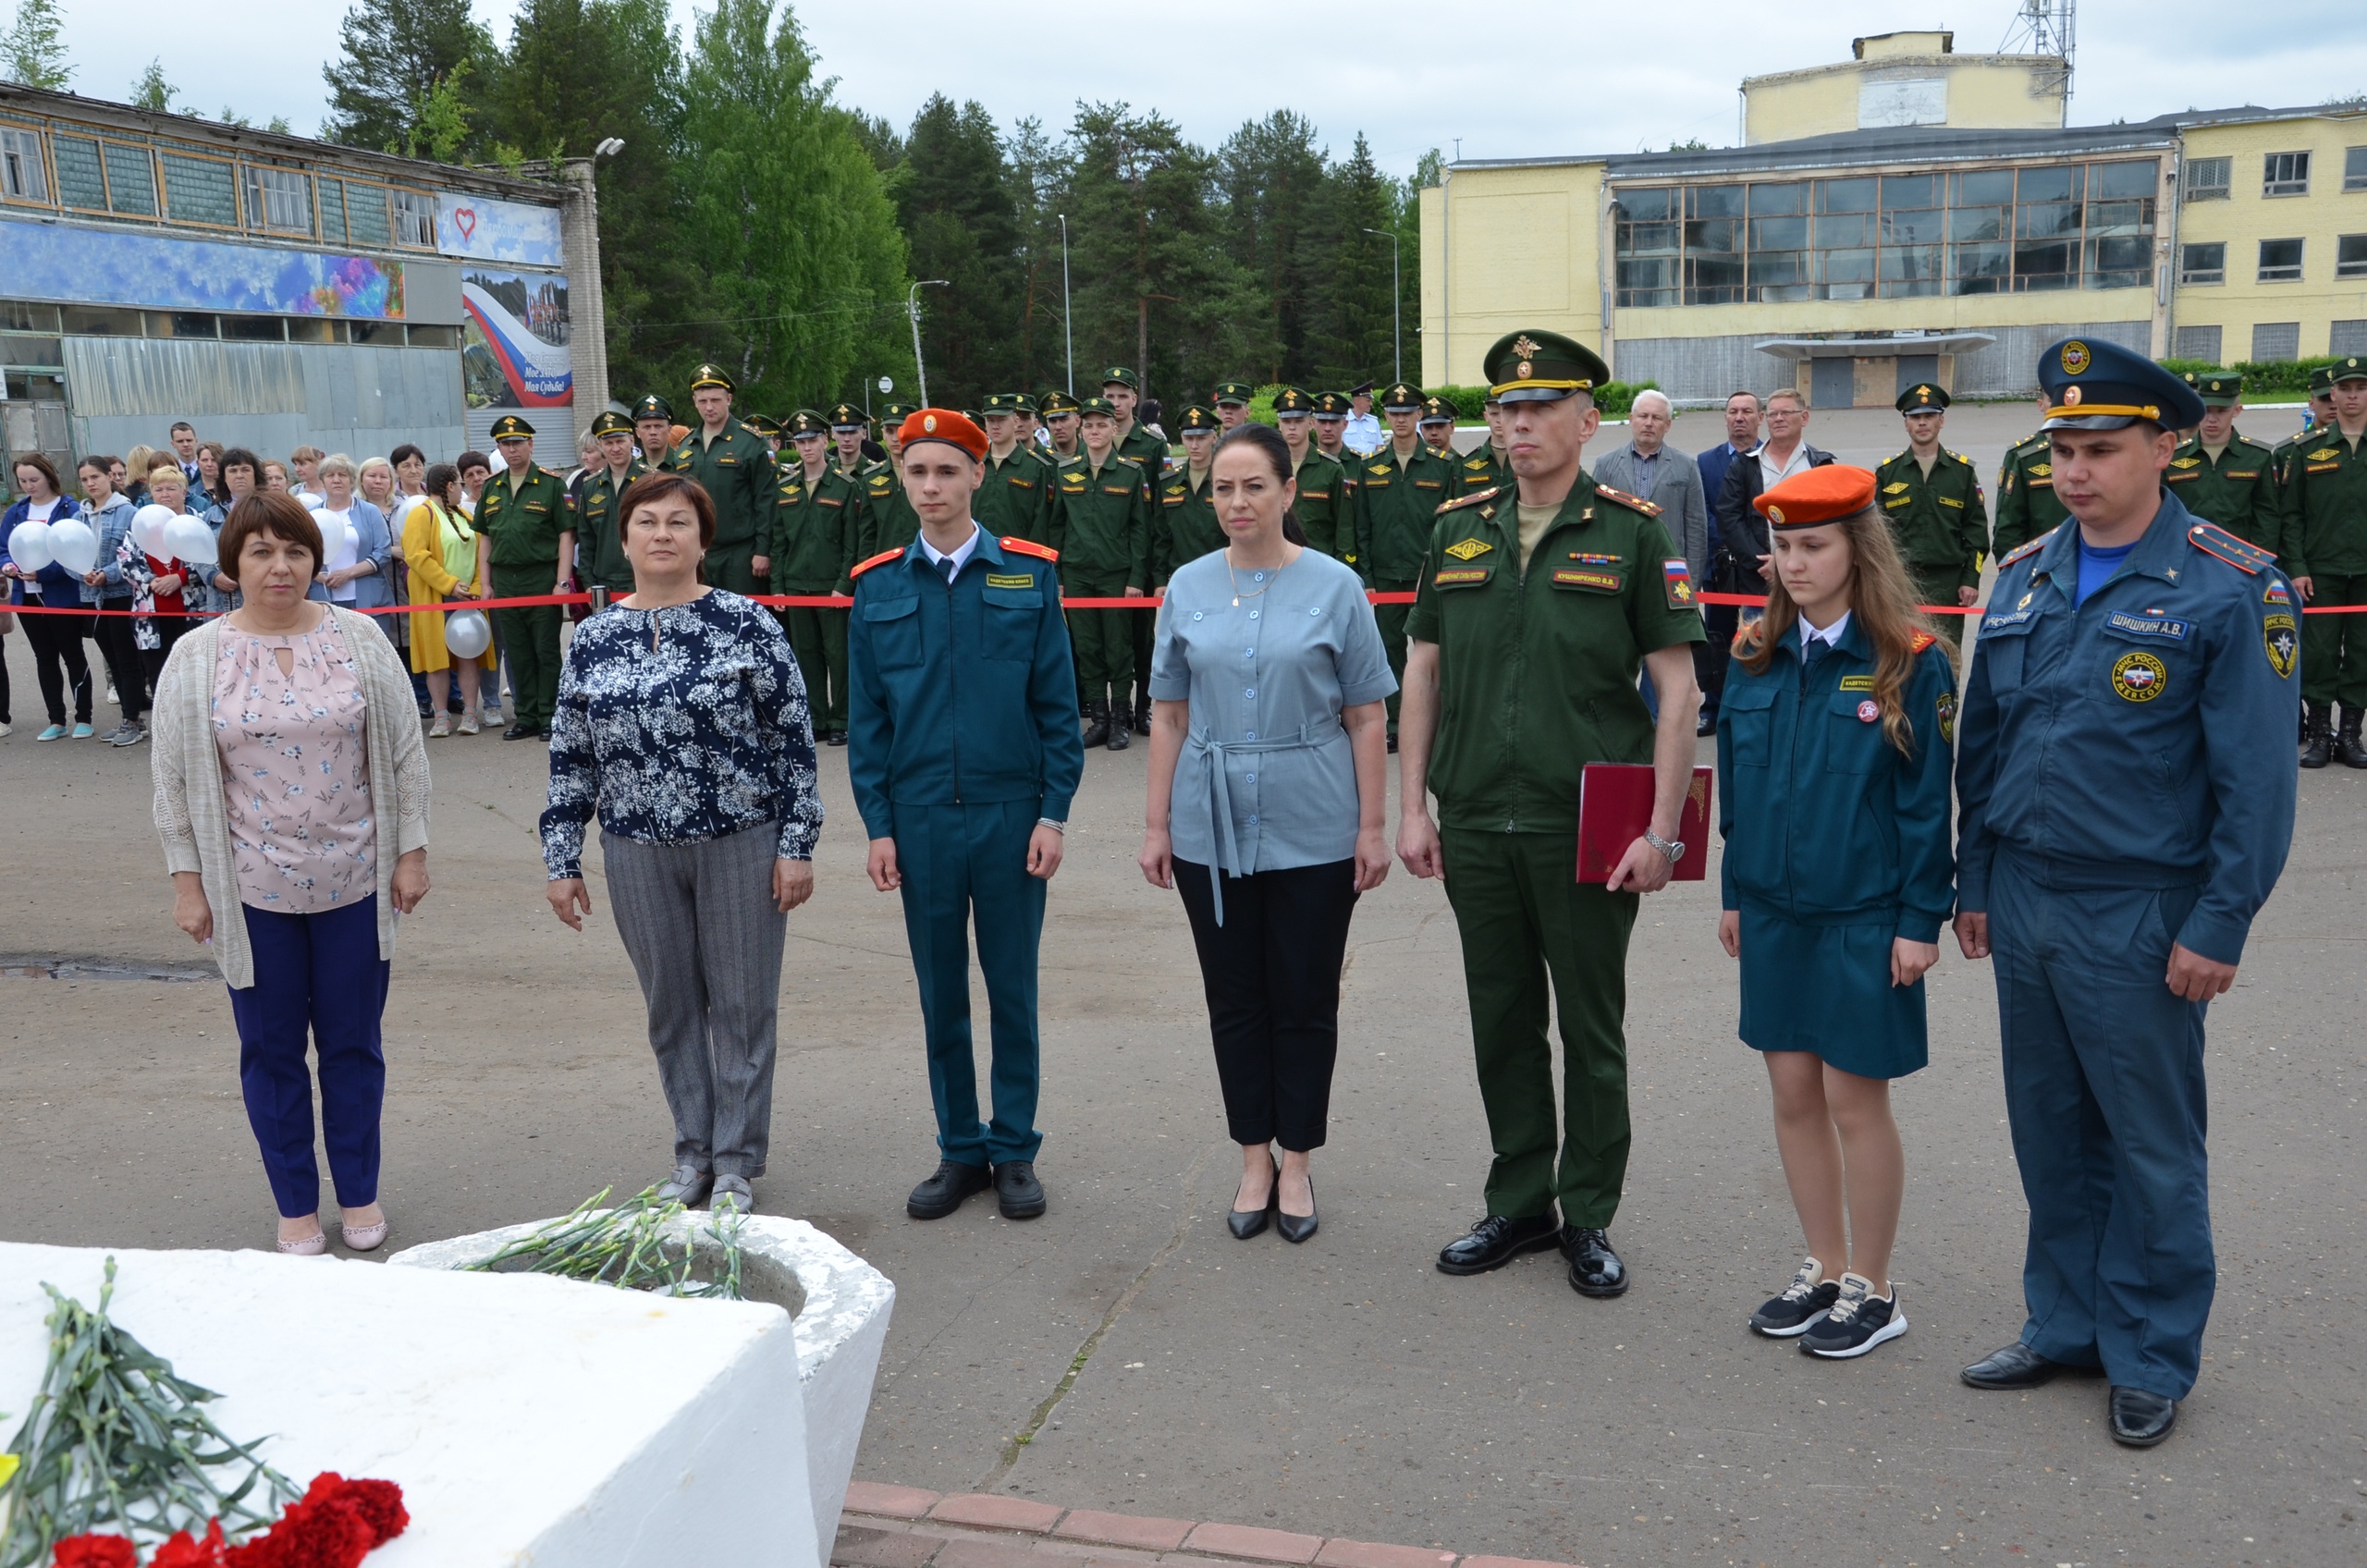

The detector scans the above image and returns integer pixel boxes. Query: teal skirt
[1737,905,1928,1080]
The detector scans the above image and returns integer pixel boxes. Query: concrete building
[1419,35,2367,406]
[0,84,606,490]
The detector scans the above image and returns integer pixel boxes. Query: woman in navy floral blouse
[540,472,823,1215]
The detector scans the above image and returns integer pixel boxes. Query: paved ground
[2,440,2361,1567]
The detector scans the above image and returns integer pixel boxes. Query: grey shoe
[710,1174,754,1214]
[109,720,148,747]
[656,1164,713,1206]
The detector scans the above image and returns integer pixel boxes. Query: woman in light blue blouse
[540,472,823,1216]
[1139,423,1395,1244]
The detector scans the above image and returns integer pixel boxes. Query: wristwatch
[1644,830,1684,864]
[1036,818,1067,834]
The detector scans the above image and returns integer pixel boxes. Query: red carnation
[220,1474,407,1568]
[152,1522,228,1568]
[50,1537,137,1568]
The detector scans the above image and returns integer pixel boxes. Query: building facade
[0,85,604,491]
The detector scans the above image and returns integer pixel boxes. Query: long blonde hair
[1735,505,1936,753]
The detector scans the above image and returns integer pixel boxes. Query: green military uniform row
[661,363,776,595]
[1872,383,1988,645]
[2275,358,2367,745]
[474,411,575,737]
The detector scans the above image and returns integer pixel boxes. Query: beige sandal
[428,714,452,738]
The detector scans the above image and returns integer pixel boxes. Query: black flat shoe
[502,723,537,741]
[1436,1211,1561,1275]
[1277,1173,1318,1244]
[1961,1341,2065,1390]
[993,1159,1047,1219]
[1228,1159,1278,1240]
[906,1159,991,1220]
[1563,1226,1628,1297]
[827,730,849,747]
[2109,1386,2177,1446]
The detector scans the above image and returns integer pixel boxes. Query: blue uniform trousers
[1991,857,2213,1400]
[894,800,1047,1168]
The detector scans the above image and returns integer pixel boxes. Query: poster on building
[0,219,404,317]
[435,193,565,269]
[460,268,572,411]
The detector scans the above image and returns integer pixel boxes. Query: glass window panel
[2017,165,2079,204]
[390,188,435,246]
[347,319,402,346]
[2017,202,2082,239]
[1883,209,1944,245]
[1686,218,1740,252]
[1750,215,1809,251]
[1750,251,1807,286]
[2336,235,2367,279]
[1819,249,1875,283]
[1617,258,1676,291]
[60,305,143,336]
[2263,152,2309,197]
[285,317,335,344]
[346,183,393,246]
[1882,174,1940,211]
[2015,239,2075,283]
[318,177,346,241]
[1950,207,2005,241]
[405,325,460,349]
[2088,236,2151,282]
[2349,148,2367,192]
[1954,168,2016,206]
[0,127,47,202]
[2257,238,2303,281]
[220,315,284,341]
[1819,177,1877,212]
[0,301,63,332]
[2091,161,2155,199]
[2180,241,2226,283]
[1951,242,2008,295]
[1880,245,1943,280]
[244,165,312,234]
[1816,211,1874,249]
[1621,188,1674,222]
[0,332,66,364]
[1748,182,1804,215]
[102,142,155,215]
[1625,220,1680,253]
[50,134,104,209]
[1689,184,1744,219]
[2084,199,2150,236]
[159,152,236,227]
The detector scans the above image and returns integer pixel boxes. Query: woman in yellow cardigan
[402,462,494,736]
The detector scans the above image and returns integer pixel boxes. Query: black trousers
[1700,604,1737,714]
[1173,855,1358,1151]
[90,598,148,721]
[139,613,194,688]
[20,598,92,725]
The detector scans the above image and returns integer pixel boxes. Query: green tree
[0,0,70,89]
[129,57,174,111]
[322,0,495,156]
[890,94,1024,409]
[1304,133,1400,389]
[1003,114,1074,397]
[1217,110,1327,386]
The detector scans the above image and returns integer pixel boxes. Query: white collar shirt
[917,522,983,578]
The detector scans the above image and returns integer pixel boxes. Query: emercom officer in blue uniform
[848,409,1085,1225]
[1953,338,2299,1448]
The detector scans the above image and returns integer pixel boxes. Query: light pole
[1363,227,1401,386]
[908,279,949,406]
[1058,214,1074,396]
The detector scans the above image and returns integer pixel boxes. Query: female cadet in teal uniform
[1715,464,1957,1361]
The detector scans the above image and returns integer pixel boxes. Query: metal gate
[1,388,71,487]
[1809,358,1854,409]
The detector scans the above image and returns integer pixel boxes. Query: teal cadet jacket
[845,531,1085,839]
[1716,619,1959,942]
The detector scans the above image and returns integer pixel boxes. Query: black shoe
[906,1159,991,1220]
[1799,1274,1905,1358]
[1749,1257,1843,1337]
[2337,708,2367,769]
[1385,734,1399,753]
[993,1159,1046,1219]
[1131,693,1151,736]
[2108,1386,2177,1447]
[827,730,849,747]
[2301,703,2334,768]
[1436,1211,1562,1275]
[1961,1341,2065,1390]
[503,723,537,741]
[1106,718,1129,751]
[1276,1171,1318,1244]
[1696,710,1716,738]
[1081,702,1112,748]
[1227,1159,1278,1240]
[1563,1226,1628,1297]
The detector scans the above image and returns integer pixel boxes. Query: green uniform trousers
[705,542,763,597]
[779,605,849,735]
[1132,603,1155,708]
[1373,583,1415,735]
[489,563,563,729]
[2302,574,2367,707]
[1913,569,1967,647]
[1062,570,1133,707]
[1441,827,1638,1227]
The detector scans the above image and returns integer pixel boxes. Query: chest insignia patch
[2030,463,2052,478]
[2264,612,2299,680]
[2306,447,2340,462]
[2110,650,2167,702]
[1856,699,1880,723]
[1882,481,1911,495]
[1662,557,1695,606]
[1444,538,1494,560]
[1936,691,1956,744]
[1433,568,1490,587]
[986,572,1035,589]
[2017,591,2034,609]
[2105,611,2189,641]
[1839,674,1875,691]
[1551,568,1621,591]
[2169,456,2201,469]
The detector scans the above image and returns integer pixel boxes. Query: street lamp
[1058,214,1073,396]
[907,279,949,407]
[1362,227,1402,386]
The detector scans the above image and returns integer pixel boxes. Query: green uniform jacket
[575,459,648,593]
[2275,429,2367,579]
[975,447,1057,545]
[1114,422,1170,485]
[1049,452,1152,585]
[1290,449,1354,565]
[858,460,920,561]
[1355,441,1461,585]
[1991,434,2067,557]
[1151,462,1224,585]
[664,418,775,552]
[1873,447,1989,592]
[476,463,573,573]
[768,459,862,593]
[2165,432,2278,552]
[1405,478,1706,837]
[1455,444,1511,499]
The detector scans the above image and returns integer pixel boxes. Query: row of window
[0,300,459,350]
[0,119,435,249]
[2172,322,2367,364]
[2179,236,2367,285]
[2181,148,2367,202]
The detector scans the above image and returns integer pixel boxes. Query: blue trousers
[893,800,1046,1168]
[227,897,391,1219]
[1990,859,2214,1400]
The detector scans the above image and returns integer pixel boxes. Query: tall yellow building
[1420,36,2367,405]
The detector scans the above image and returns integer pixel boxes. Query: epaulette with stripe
[1997,526,2059,570]
[1436,484,1501,516]
[1000,535,1058,561]
[849,547,904,579]
[1909,630,1938,654]
[2188,521,2271,575]
[1594,484,1661,517]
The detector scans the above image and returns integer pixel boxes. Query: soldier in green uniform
[745,412,782,454]
[2281,354,2367,768]
[575,410,647,598]
[632,393,676,472]
[1049,396,1151,750]
[2165,373,2277,551]
[1397,330,1706,1298]
[1871,383,1988,644]
[1151,405,1225,585]
[1457,391,1511,496]
[1212,381,1254,435]
[662,363,774,594]
[1991,391,2067,557]
[1418,394,1460,460]
[1040,390,1083,462]
[1098,368,1167,733]
[1274,386,1354,566]
[828,404,871,482]
[765,409,860,747]
[1355,380,1461,745]
[861,444,921,563]
[1312,390,1363,555]
[975,392,1056,545]
[475,413,575,740]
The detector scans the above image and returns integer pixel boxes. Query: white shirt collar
[1799,609,1851,650]
[917,522,983,575]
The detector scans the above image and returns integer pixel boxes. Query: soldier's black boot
[1106,693,1131,752]
[1131,686,1152,736]
[2336,708,2367,769]
[2300,703,2334,769]
[1081,699,1111,749]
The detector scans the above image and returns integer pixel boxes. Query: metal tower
[2002,0,2076,119]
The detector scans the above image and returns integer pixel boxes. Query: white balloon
[302,492,326,510]
[6,518,54,574]
[46,516,99,576]
[444,608,491,660]
[132,503,176,557]
[163,513,219,566]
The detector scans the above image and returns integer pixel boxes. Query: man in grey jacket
[1591,390,1711,730]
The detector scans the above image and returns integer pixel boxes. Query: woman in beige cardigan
[152,492,433,1256]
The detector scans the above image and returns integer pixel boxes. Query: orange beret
[1754,464,1877,530]
[896,408,987,461]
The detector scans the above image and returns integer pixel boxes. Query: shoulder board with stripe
[1000,535,1059,561]
[1594,484,1662,518]
[1909,630,1938,654]
[1947,449,1973,465]
[2188,521,2270,575]
[1997,525,2059,570]
[1436,484,1502,516]
[849,547,905,580]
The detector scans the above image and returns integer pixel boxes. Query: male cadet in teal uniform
[975,393,1054,545]
[1417,394,1460,460]
[848,409,1084,1225]
[1275,387,1353,565]
[2165,373,2277,551]
[1212,381,1254,434]
[1954,338,2298,1449]
[575,410,646,599]
[2279,355,2367,768]
[474,414,574,740]
[1049,396,1153,749]
[1871,382,1988,644]
[1151,405,1225,586]
[665,363,774,594]
[768,410,861,746]
[1355,380,1461,747]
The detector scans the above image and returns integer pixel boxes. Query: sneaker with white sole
[37,724,67,741]
[428,714,452,738]
[1800,1272,1907,1359]
[109,720,147,746]
[1749,1256,1842,1338]
[458,715,481,736]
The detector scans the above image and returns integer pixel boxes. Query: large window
[0,125,45,202]
[2173,325,2221,362]
[2263,152,2310,198]
[390,188,435,248]
[242,165,313,235]
[2338,236,2367,280]
[2182,155,2230,201]
[2180,242,2226,284]
[1614,159,2158,306]
[159,149,238,227]
[2258,239,2304,282]
[2349,148,2367,192]
[2252,323,2300,362]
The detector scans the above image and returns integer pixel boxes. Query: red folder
[1575,764,1712,883]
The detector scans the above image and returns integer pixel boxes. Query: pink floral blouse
[213,616,377,913]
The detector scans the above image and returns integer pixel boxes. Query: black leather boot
[2300,703,2334,768]
[1131,687,1152,735]
[1106,704,1131,750]
[2337,707,2367,769]
[1081,699,1111,749]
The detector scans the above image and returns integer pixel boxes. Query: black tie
[1802,636,1829,689]
[939,556,957,585]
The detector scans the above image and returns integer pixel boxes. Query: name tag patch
[1433,568,1490,587]
[2105,611,2189,641]
[1839,674,1875,691]
[986,572,1035,589]
[1551,569,1621,592]
[1983,610,2034,631]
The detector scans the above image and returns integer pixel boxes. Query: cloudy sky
[43,0,2367,175]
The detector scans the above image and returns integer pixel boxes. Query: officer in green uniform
[1312,390,1363,560]
[2165,373,2277,551]
[2280,354,2367,767]
[1040,390,1083,462]
[828,404,871,482]
[861,404,923,562]
[1152,405,1225,585]
[1101,368,1169,734]
[1049,395,1151,750]
[1458,391,1511,496]
[1418,394,1460,459]
[575,410,647,597]
[475,413,575,740]
[1212,381,1254,434]
[631,393,676,471]
[745,412,782,454]
[1872,383,1988,644]
[663,363,774,594]
[1355,380,1461,744]
[1398,330,1707,1298]
[1991,390,2068,557]
[975,392,1056,545]
[767,409,861,746]
[1274,387,1354,566]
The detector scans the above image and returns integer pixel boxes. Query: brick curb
[837,1485,1577,1568]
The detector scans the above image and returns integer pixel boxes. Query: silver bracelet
[1644,830,1684,864]
[1036,818,1066,834]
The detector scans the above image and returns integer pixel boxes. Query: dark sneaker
[1801,1272,1907,1359]
[993,1160,1047,1220]
[907,1159,991,1220]
[1750,1256,1842,1338]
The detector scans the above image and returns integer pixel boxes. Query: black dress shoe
[1228,1159,1278,1240]
[1960,1341,2065,1390]
[2109,1386,2177,1447]
[502,723,537,741]
[1277,1173,1318,1244]
[827,730,849,747]
[1436,1211,1561,1275]
[1563,1226,1628,1297]
[906,1159,991,1219]
[993,1159,1047,1219]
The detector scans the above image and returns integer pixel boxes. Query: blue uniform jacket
[1717,619,1958,942]
[847,529,1085,839]
[1955,492,2299,965]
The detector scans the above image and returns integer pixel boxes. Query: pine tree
[1218,111,1327,386]
[0,0,70,90]
[1305,134,1400,391]
[891,94,1024,409]
[321,0,495,155]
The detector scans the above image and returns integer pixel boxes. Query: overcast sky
[44,0,2367,176]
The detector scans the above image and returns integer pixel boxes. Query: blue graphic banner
[0,220,404,317]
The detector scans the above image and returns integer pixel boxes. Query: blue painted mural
[0,219,404,317]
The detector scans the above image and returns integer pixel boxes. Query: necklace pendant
[1231,595,1240,607]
